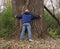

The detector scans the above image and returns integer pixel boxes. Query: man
[16,9,40,41]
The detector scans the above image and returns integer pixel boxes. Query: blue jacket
[16,12,39,24]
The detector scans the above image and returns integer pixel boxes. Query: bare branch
[44,5,60,25]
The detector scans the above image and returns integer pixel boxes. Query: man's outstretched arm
[15,15,22,19]
[32,14,41,19]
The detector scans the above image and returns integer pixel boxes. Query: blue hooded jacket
[16,12,39,24]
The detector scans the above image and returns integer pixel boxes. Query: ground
[0,38,60,49]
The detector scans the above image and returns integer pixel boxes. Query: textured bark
[11,0,21,39]
[11,0,48,39]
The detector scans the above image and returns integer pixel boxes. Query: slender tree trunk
[11,0,48,39]
[59,0,60,8]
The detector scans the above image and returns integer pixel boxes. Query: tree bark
[11,0,48,39]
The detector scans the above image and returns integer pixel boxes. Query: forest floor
[0,37,60,49]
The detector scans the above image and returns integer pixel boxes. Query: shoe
[29,39,33,42]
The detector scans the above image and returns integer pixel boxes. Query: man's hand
[40,15,42,18]
[37,15,42,19]
[15,15,17,18]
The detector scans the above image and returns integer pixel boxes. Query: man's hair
[25,9,29,12]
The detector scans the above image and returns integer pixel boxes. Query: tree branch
[44,5,60,25]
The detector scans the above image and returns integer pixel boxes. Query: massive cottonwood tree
[12,0,48,39]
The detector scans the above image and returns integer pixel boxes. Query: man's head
[25,9,29,12]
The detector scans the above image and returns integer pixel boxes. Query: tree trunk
[59,0,60,8]
[11,0,48,39]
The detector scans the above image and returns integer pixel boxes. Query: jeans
[20,23,32,40]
